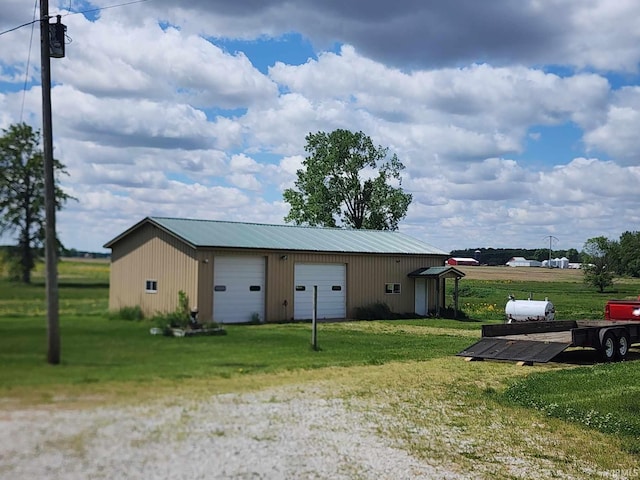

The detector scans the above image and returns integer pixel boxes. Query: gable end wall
[109,224,198,316]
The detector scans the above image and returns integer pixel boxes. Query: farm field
[1,259,640,478]
[458,265,586,282]
[449,266,640,321]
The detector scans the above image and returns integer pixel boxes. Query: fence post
[311,285,318,350]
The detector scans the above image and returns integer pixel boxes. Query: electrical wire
[19,0,39,123]
[0,20,40,37]
[0,0,153,37]
[56,0,153,19]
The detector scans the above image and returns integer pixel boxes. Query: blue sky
[1,0,640,254]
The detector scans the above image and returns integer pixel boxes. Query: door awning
[407,266,465,279]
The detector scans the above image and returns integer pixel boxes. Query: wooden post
[442,278,446,314]
[454,277,460,318]
[311,285,318,351]
[40,0,60,365]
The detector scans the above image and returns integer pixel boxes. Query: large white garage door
[213,256,265,323]
[294,264,346,320]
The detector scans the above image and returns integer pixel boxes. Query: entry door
[294,264,346,320]
[213,256,265,323]
[414,278,428,316]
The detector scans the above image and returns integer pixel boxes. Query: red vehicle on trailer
[605,296,640,322]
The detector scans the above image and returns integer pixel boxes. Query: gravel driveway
[0,385,466,480]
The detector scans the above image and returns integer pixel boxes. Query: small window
[331,285,342,291]
[295,285,306,291]
[145,280,158,293]
[249,285,261,292]
[385,283,401,294]
[214,285,226,292]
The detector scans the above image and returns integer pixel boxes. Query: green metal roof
[408,266,465,278]
[105,217,447,255]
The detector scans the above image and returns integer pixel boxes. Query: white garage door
[213,256,265,323]
[294,264,346,320]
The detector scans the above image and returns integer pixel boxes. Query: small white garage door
[294,263,346,320]
[213,256,265,323]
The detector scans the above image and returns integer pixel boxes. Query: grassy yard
[0,315,475,389]
[502,362,640,452]
[2,259,640,472]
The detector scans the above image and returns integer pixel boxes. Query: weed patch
[110,305,144,321]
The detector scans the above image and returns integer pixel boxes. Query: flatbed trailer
[457,320,640,364]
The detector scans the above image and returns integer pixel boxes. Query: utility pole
[40,0,60,364]
[545,235,558,269]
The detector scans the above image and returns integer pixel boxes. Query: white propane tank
[505,297,555,323]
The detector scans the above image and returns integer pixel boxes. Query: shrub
[353,302,395,320]
[438,306,469,320]
[110,305,144,321]
[159,290,191,328]
[149,314,173,336]
[149,290,193,334]
[0,248,23,282]
[176,290,190,321]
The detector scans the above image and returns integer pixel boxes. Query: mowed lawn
[0,314,475,387]
[2,259,640,471]
[0,259,480,390]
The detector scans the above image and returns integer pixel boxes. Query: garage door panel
[214,256,265,323]
[294,264,346,320]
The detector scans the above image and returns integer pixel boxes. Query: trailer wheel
[600,331,617,362]
[617,333,630,361]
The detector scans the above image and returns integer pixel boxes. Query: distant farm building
[446,257,480,266]
[506,257,542,267]
[542,257,570,269]
[104,217,466,323]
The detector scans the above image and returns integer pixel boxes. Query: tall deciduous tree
[617,231,640,277]
[283,129,412,230]
[582,236,615,293]
[0,123,71,283]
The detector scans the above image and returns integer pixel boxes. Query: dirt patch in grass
[324,321,481,338]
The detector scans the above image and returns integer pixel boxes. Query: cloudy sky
[1,0,639,254]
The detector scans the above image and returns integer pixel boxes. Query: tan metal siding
[186,249,445,323]
[110,232,446,322]
[196,251,214,322]
[344,254,443,316]
[109,224,198,316]
[214,251,444,322]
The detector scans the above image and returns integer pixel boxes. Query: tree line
[598,232,640,278]
[453,234,640,293]
[580,234,640,292]
[449,248,582,266]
